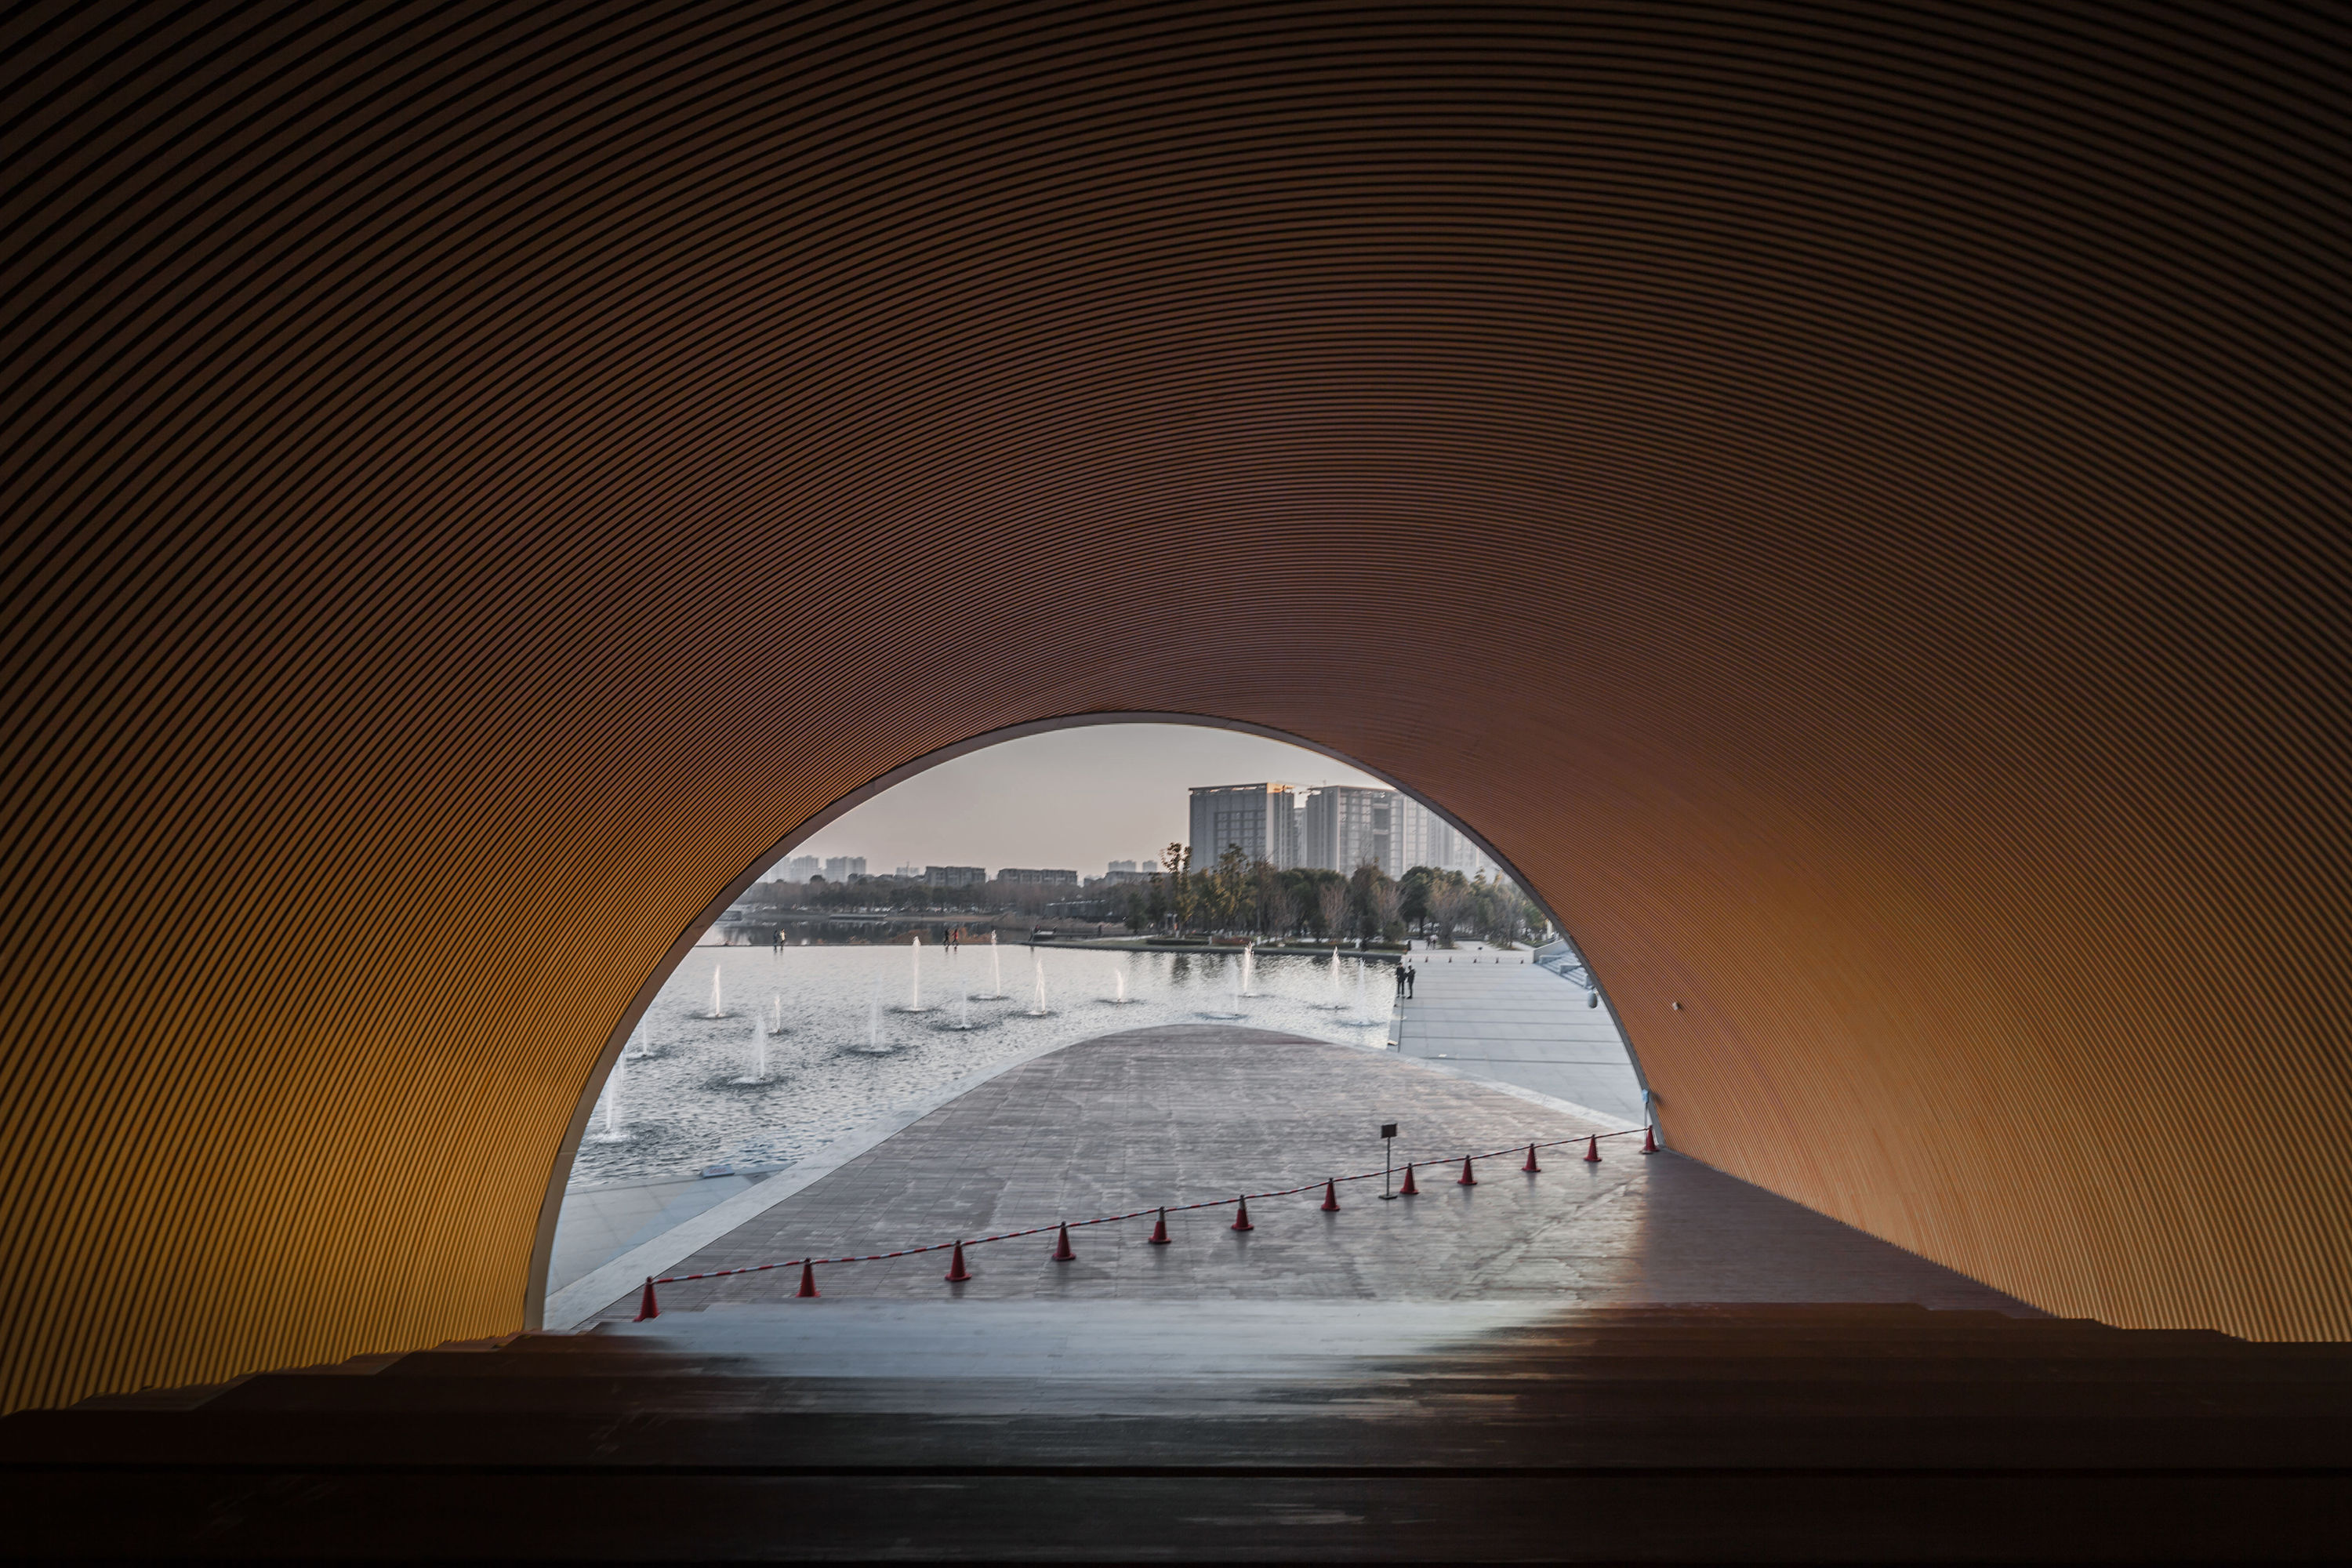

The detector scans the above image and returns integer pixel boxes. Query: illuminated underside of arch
[1,2,2344,1410]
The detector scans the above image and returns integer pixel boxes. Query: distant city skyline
[774,724,1389,879]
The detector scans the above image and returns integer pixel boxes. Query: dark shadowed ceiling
[2,1,2346,1409]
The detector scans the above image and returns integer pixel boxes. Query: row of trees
[1127,843,1545,946]
[735,877,1069,916]
[728,848,1547,946]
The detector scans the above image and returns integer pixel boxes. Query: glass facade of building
[1190,781,1490,877]
[1188,782,1301,868]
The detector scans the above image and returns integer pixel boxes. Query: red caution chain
[633,1127,1655,1318]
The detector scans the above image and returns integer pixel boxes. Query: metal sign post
[1379,1123,1399,1199]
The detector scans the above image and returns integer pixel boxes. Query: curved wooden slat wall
[2,1,2347,1410]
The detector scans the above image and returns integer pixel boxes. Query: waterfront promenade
[1395,942,1648,1124]
[582,1023,2030,1321]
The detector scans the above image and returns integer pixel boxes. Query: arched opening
[525,713,1648,1323]
[5,0,2344,1433]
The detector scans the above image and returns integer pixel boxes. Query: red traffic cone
[633,1276,659,1322]
[1582,1134,1602,1163]
[1399,1161,1418,1196]
[796,1261,818,1298]
[1522,1144,1541,1173]
[1320,1178,1341,1212]
[1052,1222,1076,1261]
[1149,1207,1171,1244]
[1231,1196,1254,1232]
[1642,1124,1659,1154]
[945,1241,971,1282]
[1457,1156,1477,1186]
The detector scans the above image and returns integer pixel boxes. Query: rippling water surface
[572,942,1397,1185]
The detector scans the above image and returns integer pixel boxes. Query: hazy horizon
[775,724,1391,877]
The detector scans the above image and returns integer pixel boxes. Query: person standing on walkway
[1396,964,1407,997]
[1405,963,1416,997]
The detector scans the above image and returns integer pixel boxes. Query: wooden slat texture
[0,1,2346,1410]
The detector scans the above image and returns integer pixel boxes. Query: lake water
[572,941,1397,1186]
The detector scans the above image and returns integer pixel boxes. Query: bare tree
[1210,844,1250,934]
[1348,862,1384,945]
[1160,841,1195,933]
[1490,887,1527,945]
[1316,879,1350,946]
[1429,880,1472,946]
[1371,880,1404,942]
[1264,882,1298,939]
[1254,860,1283,938]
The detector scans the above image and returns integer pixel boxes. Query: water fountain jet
[1349,959,1384,1025]
[709,964,724,1018]
[601,1051,625,1138]
[741,1011,769,1082]
[1028,953,1050,1016]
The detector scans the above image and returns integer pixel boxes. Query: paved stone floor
[586,1025,2034,1321]
[548,1170,777,1294]
[552,945,1632,1305]
[1396,946,1647,1123]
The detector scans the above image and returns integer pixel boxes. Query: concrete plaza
[583,1024,2030,1321]
[1395,944,1649,1125]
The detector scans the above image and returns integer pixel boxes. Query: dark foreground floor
[7,1303,2350,1560]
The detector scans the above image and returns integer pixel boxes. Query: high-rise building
[1188,782,1302,868]
[782,855,820,881]
[1392,794,1485,874]
[1190,780,1490,879]
[1392,794,1439,871]
[1298,785,1397,875]
[822,855,866,880]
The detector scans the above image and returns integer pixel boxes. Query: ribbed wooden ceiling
[2,1,2346,1410]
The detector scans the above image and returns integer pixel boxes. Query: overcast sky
[783,724,1389,876]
